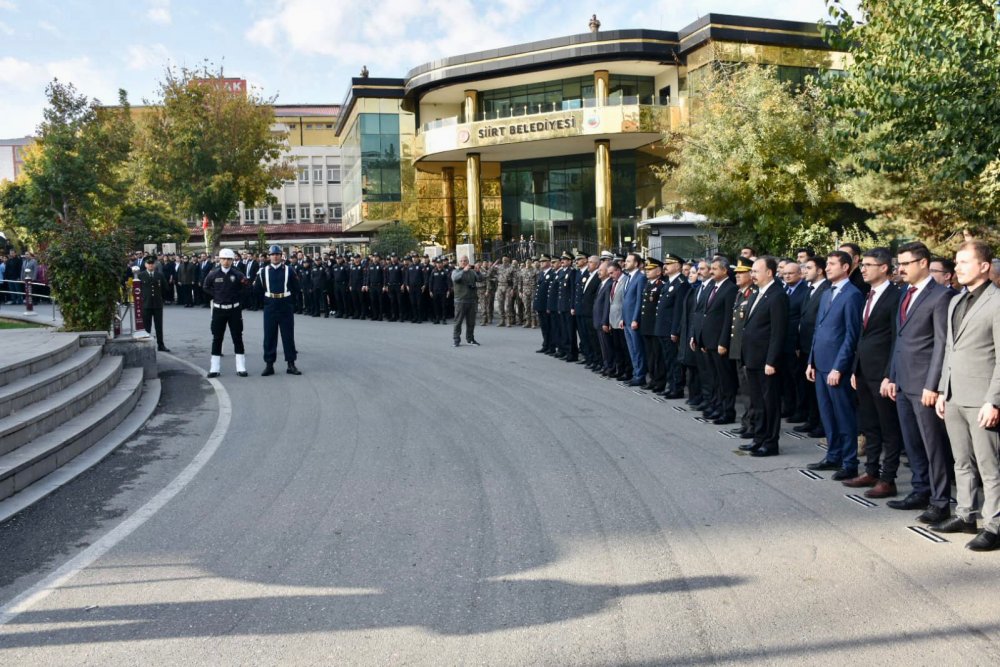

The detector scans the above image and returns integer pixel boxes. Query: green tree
[660,65,841,253]
[119,199,189,247]
[136,66,291,256]
[824,0,1000,242]
[370,221,418,257]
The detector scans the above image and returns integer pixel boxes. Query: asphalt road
[1,304,999,665]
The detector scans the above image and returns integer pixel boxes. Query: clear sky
[0,0,858,138]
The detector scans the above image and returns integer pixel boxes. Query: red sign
[131,278,145,332]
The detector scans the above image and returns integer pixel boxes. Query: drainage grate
[672,406,687,412]
[798,469,823,480]
[815,441,828,451]
[693,417,711,424]
[844,494,877,508]
[719,430,737,439]
[907,525,948,544]
[649,396,665,403]
[784,431,806,440]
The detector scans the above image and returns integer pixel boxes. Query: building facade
[0,137,31,183]
[336,13,849,259]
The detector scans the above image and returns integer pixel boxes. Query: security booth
[638,212,718,262]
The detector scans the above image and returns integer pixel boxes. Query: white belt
[213,302,240,309]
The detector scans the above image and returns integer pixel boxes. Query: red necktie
[610,279,617,300]
[900,286,917,324]
[708,285,719,305]
[862,290,875,329]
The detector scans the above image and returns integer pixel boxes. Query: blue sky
[0,0,858,138]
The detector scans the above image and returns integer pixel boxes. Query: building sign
[476,116,576,139]
[193,77,248,96]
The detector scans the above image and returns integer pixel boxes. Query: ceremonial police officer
[203,248,248,378]
[254,245,302,376]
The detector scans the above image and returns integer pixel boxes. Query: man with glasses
[929,256,956,289]
[844,248,903,498]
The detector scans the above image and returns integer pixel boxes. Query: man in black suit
[576,255,602,369]
[688,262,713,407]
[795,256,829,437]
[593,260,615,375]
[698,257,738,424]
[739,256,788,456]
[839,242,870,295]
[780,260,809,421]
[679,266,703,404]
[845,248,903,498]
[654,253,690,398]
[883,241,956,523]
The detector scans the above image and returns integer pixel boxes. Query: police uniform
[138,257,170,352]
[428,259,452,324]
[385,256,404,321]
[254,245,301,375]
[348,255,365,319]
[654,253,691,397]
[364,254,385,320]
[640,257,665,391]
[405,257,425,323]
[203,249,248,377]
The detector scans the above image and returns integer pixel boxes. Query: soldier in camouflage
[496,256,514,326]
[520,259,539,328]
[508,259,523,326]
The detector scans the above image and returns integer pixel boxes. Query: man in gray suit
[934,241,1000,551]
[607,261,631,380]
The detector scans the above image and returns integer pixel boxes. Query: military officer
[521,259,538,328]
[640,257,666,391]
[654,253,691,398]
[138,255,170,352]
[254,245,302,376]
[535,255,555,352]
[496,256,513,326]
[203,248,248,377]
[729,256,757,436]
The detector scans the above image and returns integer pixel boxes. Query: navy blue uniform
[254,264,299,364]
[385,261,404,321]
[405,263,425,322]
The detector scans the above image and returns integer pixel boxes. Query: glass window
[300,206,311,220]
[360,114,381,134]
[313,168,323,182]
[286,206,296,221]
[379,114,399,135]
[244,208,255,222]
[258,208,269,221]
[330,203,342,219]
[298,167,309,183]
[272,208,282,221]
[327,166,341,183]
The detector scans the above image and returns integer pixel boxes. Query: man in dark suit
[845,248,903,498]
[621,252,648,386]
[780,261,809,421]
[739,256,788,456]
[654,253,690,398]
[688,261,714,408]
[575,255,601,369]
[594,261,615,375]
[795,256,829,437]
[699,257,738,423]
[883,241,956,524]
[679,265,704,405]
[807,250,864,479]
[934,240,1000,550]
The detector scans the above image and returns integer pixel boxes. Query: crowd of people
[0,248,46,305]
[130,238,1000,552]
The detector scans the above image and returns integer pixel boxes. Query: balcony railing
[419,95,668,133]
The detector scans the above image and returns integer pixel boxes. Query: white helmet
[219,248,237,259]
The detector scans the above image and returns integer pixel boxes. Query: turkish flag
[202,215,210,230]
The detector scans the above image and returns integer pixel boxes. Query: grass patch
[0,317,48,329]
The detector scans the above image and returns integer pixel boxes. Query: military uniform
[555,254,578,359]
[385,257,404,321]
[521,262,538,328]
[496,260,514,326]
[535,257,555,351]
[138,258,170,351]
[203,249,248,377]
[654,254,691,397]
[640,258,665,391]
[254,246,301,375]
[729,257,757,435]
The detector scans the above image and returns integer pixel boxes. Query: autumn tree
[136,67,291,256]
[660,65,842,253]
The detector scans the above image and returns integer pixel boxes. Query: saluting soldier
[254,245,302,376]
[203,248,248,377]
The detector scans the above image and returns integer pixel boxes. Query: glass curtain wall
[476,76,655,121]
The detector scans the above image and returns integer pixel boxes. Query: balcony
[415,101,686,163]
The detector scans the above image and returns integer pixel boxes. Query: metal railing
[0,279,58,322]
[420,95,667,132]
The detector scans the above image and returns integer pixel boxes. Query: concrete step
[0,346,103,419]
[0,368,144,502]
[0,355,123,457]
[0,332,80,388]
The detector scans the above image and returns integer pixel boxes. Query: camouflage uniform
[507,260,523,325]
[520,262,539,328]
[496,260,514,326]
[485,263,499,324]
[477,264,491,324]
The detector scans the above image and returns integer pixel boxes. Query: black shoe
[454,340,461,347]
[158,346,171,353]
[665,391,685,399]
[886,492,931,511]
[536,348,547,353]
[786,413,808,424]
[627,378,645,387]
[966,530,1000,551]
[930,516,978,534]
[554,352,566,359]
[831,469,858,481]
[750,448,779,457]
[207,372,220,378]
[738,443,759,452]
[287,363,302,375]
[712,416,735,425]
[739,431,755,439]
[237,371,248,377]
[793,422,816,433]
[807,459,840,471]
[467,339,480,346]
[916,505,949,524]
[261,363,275,377]
[807,429,825,439]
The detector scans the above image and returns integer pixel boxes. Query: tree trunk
[210,219,223,257]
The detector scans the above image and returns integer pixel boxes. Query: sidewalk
[0,302,63,328]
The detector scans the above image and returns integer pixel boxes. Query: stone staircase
[0,330,158,515]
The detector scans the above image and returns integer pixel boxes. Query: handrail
[419,97,670,132]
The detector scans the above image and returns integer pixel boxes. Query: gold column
[594,70,609,106]
[466,153,482,252]
[595,140,612,252]
[443,166,456,252]
[464,90,478,123]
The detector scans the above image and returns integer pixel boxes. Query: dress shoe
[807,428,825,438]
[554,352,566,359]
[454,340,461,347]
[467,339,480,346]
[665,391,685,399]
[792,422,814,432]
[237,371,248,377]
[807,459,840,471]
[287,362,302,375]
[738,443,759,452]
[831,468,858,481]
[626,378,644,387]
[536,348,548,353]
[916,505,949,524]
[930,516,978,534]
[786,413,808,424]
[750,448,779,457]
[841,473,879,488]
[886,492,930,511]
[207,371,220,378]
[261,363,275,377]
[158,346,171,353]
[616,373,630,381]
[739,430,755,439]
[712,416,735,425]
[864,481,897,498]
[966,529,1000,551]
